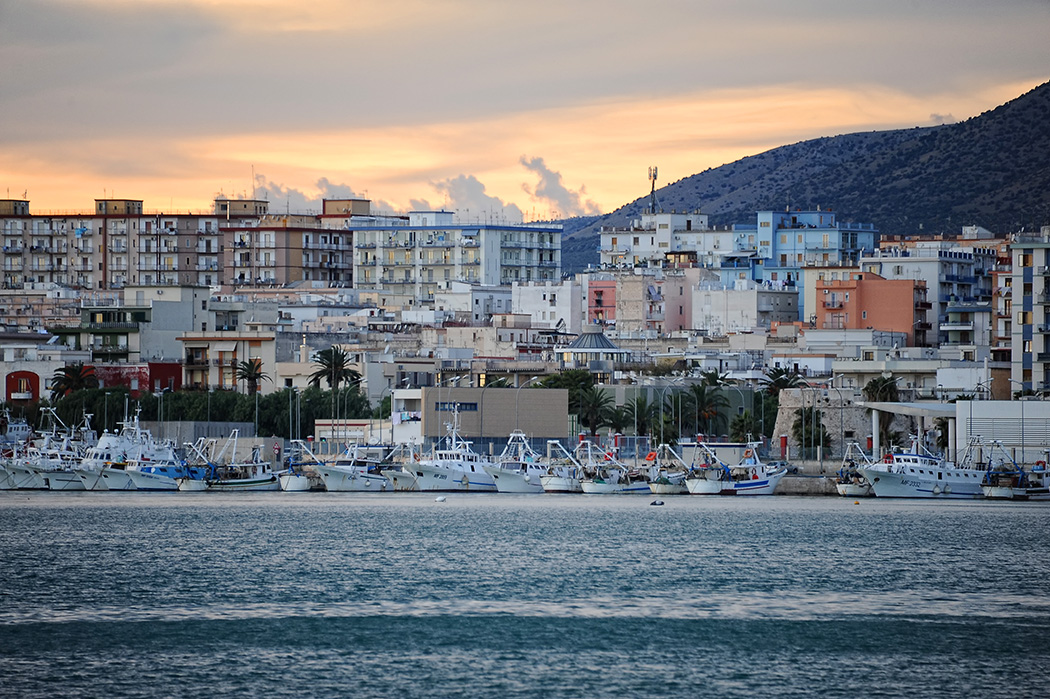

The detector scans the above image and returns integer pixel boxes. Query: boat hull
[540,475,581,493]
[581,480,650,494]
[279,473,312,492]
[686,471,784,495]
[206,475,281,492]
[860,466,983,499]
[482,466,544,494]
[5,464,49,490]
[411,462,496,492]
[381,468,420,491]
[314,464,389,492]
[835,482,873,497]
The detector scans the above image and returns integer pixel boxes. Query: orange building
[815,272,931,346]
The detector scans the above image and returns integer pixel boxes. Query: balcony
[822,300,844,309]
[91,346,129,355]
[939,322,974,331]
[1036,353,1050,363]
[914,300,932,310]
[183,357,209,367]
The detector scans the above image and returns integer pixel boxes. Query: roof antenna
[648,166,659,213]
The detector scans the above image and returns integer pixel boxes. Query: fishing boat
[15,409,97,491]
[645,444,690,495]
[859,435,984,499]
[181,431,280,492]
[539,440,585,493]
[685,442,786,495]
[399,407,496,492]
[287,440,384,492]
[578,441,650,494]
[482,431,547,494]
[835,442,875,497]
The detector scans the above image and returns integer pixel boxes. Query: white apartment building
[691,280,799,335]
[348,210,561,307]
[861,240,996,344]
[511,279,584,334]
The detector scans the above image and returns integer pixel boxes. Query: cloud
[519,156,602,218]
[929,113,957,125]
[246,174,372,213]
[414,175,524,223]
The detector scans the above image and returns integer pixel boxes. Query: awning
[212,341,238,352]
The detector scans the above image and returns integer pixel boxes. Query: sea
[0,492,1047,698]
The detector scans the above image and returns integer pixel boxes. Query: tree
[604,404,632,435]
[625,395,658,437]
[575,385,612,436]
[235,358,270,394]
[760,367,805,396]
[697,369,732,387]
[308,346,360,390]
[863,375,900,449]
[537,370,593,414]
[730,410,761,443]
[685,383,730,438]
[50,363,98,402]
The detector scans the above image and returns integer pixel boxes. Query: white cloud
[519,156,602,218]
[413,175,524,223]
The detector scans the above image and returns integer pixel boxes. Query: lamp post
[515,376,541,432]
[828,374,847,460]
[1008,378,1024,466]
[375,377,408,446]
[656,378,683,446]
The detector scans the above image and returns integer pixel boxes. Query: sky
[1,0,1048,222]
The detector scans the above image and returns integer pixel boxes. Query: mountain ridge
[561,80,1050,272]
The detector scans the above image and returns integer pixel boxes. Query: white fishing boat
[645,444,691,495]
[18,410,97,491]
[685,442,787,495]
[186,432,281,492]
[539,440,584,493]
[482,431,547,494]
[297,440,389,492]
[578,441,650,494]
[84,419,178,491]
[0,409,33,446]
[401,407,497,492]
[835,442,875,497]
[859,436,984,499]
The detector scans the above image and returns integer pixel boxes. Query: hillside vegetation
[562,80,1050,273]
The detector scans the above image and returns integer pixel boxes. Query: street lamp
[515,376,541,431]
[656,378,683,446]
[828,374,847,460]
[1008,378,1025,466]
[374,377,408,446]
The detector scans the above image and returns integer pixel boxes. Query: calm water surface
[0,492,1047,697]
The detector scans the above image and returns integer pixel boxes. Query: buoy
[435,496,446,502]
[650,500,664,506]
[523,474,531,483]
[854,501,860,505]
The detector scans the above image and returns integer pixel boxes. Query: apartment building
[347,210,561,306]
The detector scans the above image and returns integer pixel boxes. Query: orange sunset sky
[1,0,1048,221]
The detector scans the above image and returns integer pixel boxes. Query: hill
[562,80,1050,273]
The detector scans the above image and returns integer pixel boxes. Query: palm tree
[50,363,98,401]
[309,346,360,390]
[235,358,270,394]
[686,383,730,438]
[625,395,657,437]
[575,385,613,436]
[697,369,732,387]
[604,404,632,435]
[729,410,760,442]
[760,367,805,395]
